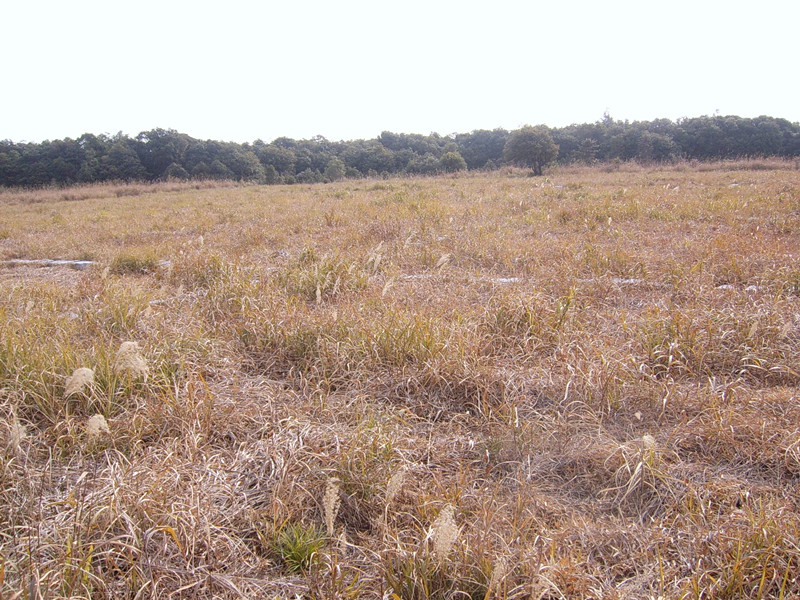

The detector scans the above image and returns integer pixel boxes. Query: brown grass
[1,165,799,598]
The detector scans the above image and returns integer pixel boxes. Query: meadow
[1,162,799,599]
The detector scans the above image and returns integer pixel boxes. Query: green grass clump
[109,252,161,275]
[272,522,327,573]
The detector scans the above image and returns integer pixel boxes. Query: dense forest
[1,114,799,187]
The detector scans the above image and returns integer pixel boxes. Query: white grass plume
[432,504,458,560]
[114,341,149,379]
[64,367,94,397]
[323,477,341,536]
[386,468,406,507]
[487,556,509,597]
[7,415,27,450]
[435,253,451,270]
[86,414,110,437]
[382,467,406,535]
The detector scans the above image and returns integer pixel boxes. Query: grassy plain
[1,163,800,599]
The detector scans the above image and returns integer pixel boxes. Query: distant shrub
[191,161,212,179]
[297,168,324,184]
[439,152,467,173]
[163,162,190,180]
[110,252,160,275]
[263,164,278,184]
[324,158,346,182]
[503,125,558,176]
[209,159,235,180]
[406,153,440,175]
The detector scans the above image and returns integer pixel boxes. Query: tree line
[1,114,799,187]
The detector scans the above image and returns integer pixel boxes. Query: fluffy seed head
[432,504,458,560]
[323,477,341,536]
[86,414,110,437]
[8,416,27,449]
[114,341,149,379]
[386,468,406,507]
[488,556,509,593]
[64,367,94,397]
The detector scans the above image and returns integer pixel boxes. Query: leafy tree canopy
[2,114,799,187]
[440,151,467,173]
[503,125,559,176]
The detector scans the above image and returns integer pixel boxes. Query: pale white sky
[3,0,798,143]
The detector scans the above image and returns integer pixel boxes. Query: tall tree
[439,151,467,173]
[503,126,558,176]
[455,129,509,169]
[101,140,147,181]
[135,128,190,179]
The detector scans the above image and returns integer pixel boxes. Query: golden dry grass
[1,164,799,598]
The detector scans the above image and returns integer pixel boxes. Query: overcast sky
[3,0,799,143]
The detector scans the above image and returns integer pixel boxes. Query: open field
[2,164,800,599]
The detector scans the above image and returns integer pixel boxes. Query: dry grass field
[1,163,800,599]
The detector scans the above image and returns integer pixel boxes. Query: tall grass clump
[109,251,161,275]
[280,250,369,303]
[637,301,799,383]
[479,290,574,357]
[380,504,499,600]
